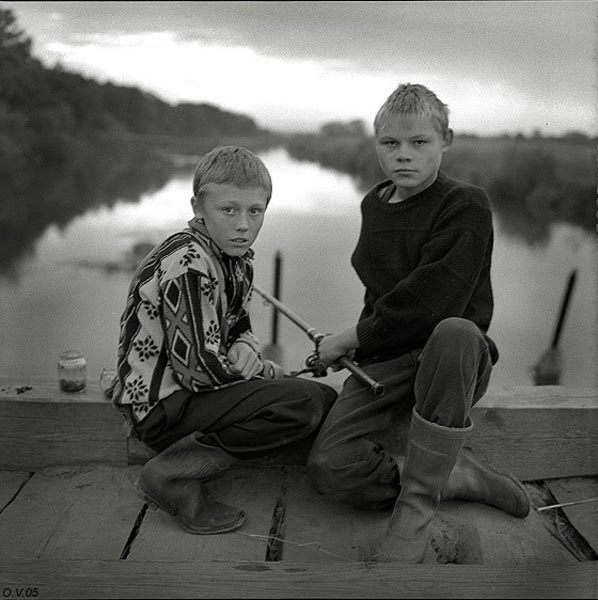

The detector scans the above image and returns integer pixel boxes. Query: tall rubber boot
[135,432,246,534]
[375,408,471,563]
[442,446,530,517]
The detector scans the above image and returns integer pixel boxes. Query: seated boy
[306,84,530,563]
[110,145,337,535]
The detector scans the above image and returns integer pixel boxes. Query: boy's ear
[190,195,202,216]
[443,128,454,150]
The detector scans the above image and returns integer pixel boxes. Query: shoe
[136,432,245,534]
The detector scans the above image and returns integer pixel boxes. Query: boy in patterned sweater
[111,146,336,535]
[306,84,530,562]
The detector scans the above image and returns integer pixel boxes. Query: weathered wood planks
[127,465,285,562]
[282,468,388,563]
[1,380,597,482]
[438,492,578,566]
[0,378,126,470]
[468,386,598,480]
[1,560,596,599]
[1,464,596,598]
[280,470,580,566]
[0,465,141,561]
[545,477,598,555]
[0,471,30,510]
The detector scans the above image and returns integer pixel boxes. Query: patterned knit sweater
[112,218,268,424]
[352,171,498,363]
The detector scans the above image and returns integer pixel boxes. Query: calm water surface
[1,147,596,391]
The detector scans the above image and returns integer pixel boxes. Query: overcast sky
[6,1,597,135]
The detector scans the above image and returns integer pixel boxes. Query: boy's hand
[262,359,285,379]
[317,327,359,367]
[227,341,263,379]
[329,349,356,372]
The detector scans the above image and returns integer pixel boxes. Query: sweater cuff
[356,318,385,356]
[261,359,285,379]
[235,331,261,355]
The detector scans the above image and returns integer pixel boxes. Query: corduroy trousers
[307,317,493,509]
[134,376,337,456]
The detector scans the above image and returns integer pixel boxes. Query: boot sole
[135,481,246,535]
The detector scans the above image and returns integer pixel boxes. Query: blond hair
[374,83,450,137]
[192,145,272,202]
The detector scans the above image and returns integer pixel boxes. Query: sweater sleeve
[228,310,262,355]
[356,199,493,356]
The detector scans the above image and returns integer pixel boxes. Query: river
[1,147,595,391]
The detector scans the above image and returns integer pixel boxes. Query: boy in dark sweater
[306,84,530,563]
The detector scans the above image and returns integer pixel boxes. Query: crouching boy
[307,84,530,563]
[110,145,337,534]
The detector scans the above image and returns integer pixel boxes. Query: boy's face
[375,114,452,201]
[192,183,268,257]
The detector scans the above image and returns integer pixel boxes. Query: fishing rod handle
[337,356,385,397]
[302,317,386,395]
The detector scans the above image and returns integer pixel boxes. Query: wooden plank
[1,560,596,598]
[128,465,285,562]
[438,485,578,565]
[0,378,127,470]
[468,386,598,480]
[282,468,388,563]
[0,471,30,510]
[0,465,141,560]
[546,477,598,555]
[1,380,596,480]
[282,470,576,566]
[127,386,598,481]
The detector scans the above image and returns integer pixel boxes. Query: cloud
[7,0,597,134]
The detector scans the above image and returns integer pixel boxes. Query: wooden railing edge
[1,379,596,478]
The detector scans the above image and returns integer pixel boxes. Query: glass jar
[58,350,87,393]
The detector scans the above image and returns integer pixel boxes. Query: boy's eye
[222,207,235,215]
[384,140,397,147]
[413,140,427,146]
[250,207,264,216]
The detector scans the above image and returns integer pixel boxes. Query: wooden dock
[0,378,597,598]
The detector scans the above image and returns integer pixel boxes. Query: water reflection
[0,142,179,277]
[1,142,594,277]
[0,145,595,390]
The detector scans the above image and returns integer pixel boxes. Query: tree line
[285,126,596,244]
[0,7,266,173]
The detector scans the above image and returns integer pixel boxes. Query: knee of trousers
[306,444,368,496]
[281,381,334,433]
[428,317,486,356]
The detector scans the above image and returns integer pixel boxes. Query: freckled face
[192,184,268,256]
[375,115,452,201]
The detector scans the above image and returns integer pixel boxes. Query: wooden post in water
[532,269,577,385]
[262,251,285,367]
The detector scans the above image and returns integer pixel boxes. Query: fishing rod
[253,284,385,397]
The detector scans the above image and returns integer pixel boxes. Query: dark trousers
[307,317,493,509]
[134,376,337,456]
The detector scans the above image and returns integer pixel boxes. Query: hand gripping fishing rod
[253,284,385,397]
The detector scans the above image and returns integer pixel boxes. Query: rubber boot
[375,408,471,563]
[442,447,530,517]
[135,432,246,534]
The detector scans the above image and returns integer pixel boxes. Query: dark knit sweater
[351,171,498,363]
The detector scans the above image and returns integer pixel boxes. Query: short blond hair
[192,145,272,202]
[374,83,450,137]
